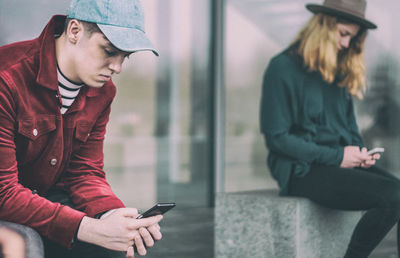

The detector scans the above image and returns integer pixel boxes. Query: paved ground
[145,207,214,258]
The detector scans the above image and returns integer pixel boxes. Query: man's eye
[104,49,117,56]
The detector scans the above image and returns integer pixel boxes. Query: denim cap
[67,0,159,55]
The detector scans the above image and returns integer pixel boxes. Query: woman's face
[336,23,360,52]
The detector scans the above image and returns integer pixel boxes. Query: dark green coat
[259,48,364,195]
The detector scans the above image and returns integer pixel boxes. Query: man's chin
[87,81,107,88]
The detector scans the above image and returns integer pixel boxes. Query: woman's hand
[360,147,381,168]
[340,146,370,168]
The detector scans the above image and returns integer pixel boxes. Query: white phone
[367,147,384,155]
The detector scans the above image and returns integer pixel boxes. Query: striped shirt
[57,65,84,114]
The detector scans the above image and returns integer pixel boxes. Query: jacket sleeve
[259,57,344,166]
[0,77,85,248]
[60,96,125,218]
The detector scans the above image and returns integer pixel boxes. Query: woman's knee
[380,181,400,212]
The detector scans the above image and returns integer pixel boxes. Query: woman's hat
[306,0,377,29]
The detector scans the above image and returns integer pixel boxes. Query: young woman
[260,0,400,257]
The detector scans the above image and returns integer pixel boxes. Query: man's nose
[109,57,124,74]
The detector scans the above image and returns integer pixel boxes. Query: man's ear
[66,19,83,44]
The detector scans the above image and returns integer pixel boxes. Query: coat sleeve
[59,92,125,218]
[259,57,344,166]
[0,76,85,248]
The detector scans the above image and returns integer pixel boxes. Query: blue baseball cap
[67,0,159,56]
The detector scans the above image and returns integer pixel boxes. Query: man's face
[73,31,131,88]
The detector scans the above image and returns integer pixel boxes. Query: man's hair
[63,17,102,37]
[291,13,367,98]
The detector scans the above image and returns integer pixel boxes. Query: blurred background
[1,0,399,257]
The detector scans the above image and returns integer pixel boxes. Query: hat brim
[98,24,159,56]
[306,4,377,29]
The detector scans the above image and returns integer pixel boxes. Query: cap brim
[306,4,377,29]
[98,24,159,56]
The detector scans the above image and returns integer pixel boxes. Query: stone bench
[215,190,362,258]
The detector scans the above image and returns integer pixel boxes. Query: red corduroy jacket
[0,15,125,248]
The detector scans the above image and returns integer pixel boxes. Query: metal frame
[210,0,226,205]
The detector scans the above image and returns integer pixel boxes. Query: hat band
[324,2,365,18]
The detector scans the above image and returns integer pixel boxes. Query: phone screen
[137,203,176,219]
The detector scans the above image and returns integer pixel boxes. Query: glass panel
[223,0,400,193]
[105,0,214,209]
[0,0,213,210]
[357,0,400,176]
[152,0,213,207]
[1,1,214,257]
[224,0,310,192]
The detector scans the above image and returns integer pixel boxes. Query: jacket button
[50,158,57,166]
[33,129,38,136]
[32,189,38,194]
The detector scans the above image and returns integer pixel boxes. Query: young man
[0,0,162,257]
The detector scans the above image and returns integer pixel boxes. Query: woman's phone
[136,203,176,219]
[367,147,384,155]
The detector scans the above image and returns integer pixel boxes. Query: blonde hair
[291,14,367,98]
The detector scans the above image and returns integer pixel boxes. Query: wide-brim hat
[67,0,159,55]
[306,0,377,29]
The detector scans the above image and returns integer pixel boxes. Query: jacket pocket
[75,120,95,143]
[18,115,57,140]
[16,115,57,165]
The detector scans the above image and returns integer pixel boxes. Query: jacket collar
[36,15,64,92]
[36,15,100,97]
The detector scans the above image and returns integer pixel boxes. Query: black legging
[288,165,400,258]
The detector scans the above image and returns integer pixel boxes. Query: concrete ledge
[215,190,362,258]
[0,220,44,258]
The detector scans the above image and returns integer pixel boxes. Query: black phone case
[137,203,176,219]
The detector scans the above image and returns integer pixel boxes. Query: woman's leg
[288,165,400,258]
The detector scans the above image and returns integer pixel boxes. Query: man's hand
[340,146,370,168]
[77,208,162,256]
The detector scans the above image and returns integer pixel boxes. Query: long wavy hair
[291,13,367,98]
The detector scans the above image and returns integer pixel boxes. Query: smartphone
[367,147,384,155]
[136,202,176,219]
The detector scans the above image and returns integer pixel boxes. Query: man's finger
[132,215,163,229]
[139,227,155,247]
[119,208,139,218]
[134,234,147,256]
[126,246,134,258]
[148,224,162,241]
